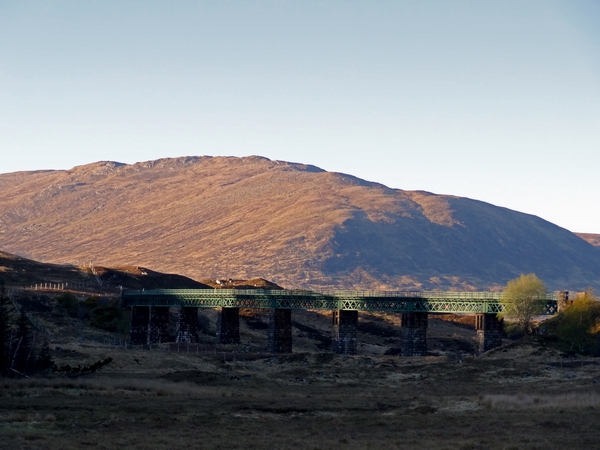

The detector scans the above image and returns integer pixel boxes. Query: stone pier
[267,309,292,353]
[333,310,358,355]
[148,306,170,344]
[476,313,503,353]
[216,307,240,345]
[401,312,428,356]
[130,306,170,345]
[175,307,199,343]
[130,306,150,345]
[557,291,569,312]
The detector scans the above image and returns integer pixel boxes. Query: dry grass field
[2,318,600,450]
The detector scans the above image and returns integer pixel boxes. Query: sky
[1,1,599,233]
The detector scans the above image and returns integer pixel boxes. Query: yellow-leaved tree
[557,289,599,354]
[500,274,547,334]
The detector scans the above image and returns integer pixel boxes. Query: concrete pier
[216,307,240,345]
[401,312,428,356]
[175,307,199,343]
[267,308,292,353]
[476,313,503,353]
[333,310,358,355]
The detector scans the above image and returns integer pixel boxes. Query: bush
[557,290,600,354]
[88,297,128,333]
[57,292,79,318]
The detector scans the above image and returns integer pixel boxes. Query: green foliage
[557,289,600,354]
[88,297,128,333]
[500,274,547,333]
[57,292,79,318]
[85,295,99,310]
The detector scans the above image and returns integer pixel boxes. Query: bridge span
[122,289,564,356]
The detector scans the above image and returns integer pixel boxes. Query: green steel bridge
[122,289,560,315]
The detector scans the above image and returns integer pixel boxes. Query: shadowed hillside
[0,250,207,290]
[1,156,599,290]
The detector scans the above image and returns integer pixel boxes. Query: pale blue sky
[1,1,599,232]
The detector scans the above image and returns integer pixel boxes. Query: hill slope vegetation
[1,156,598,290]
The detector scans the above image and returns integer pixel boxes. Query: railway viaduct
[122,289,566,355]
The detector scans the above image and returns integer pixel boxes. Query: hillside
[1,156,599,291]
[575,233,600,247]
[0,250,207,290]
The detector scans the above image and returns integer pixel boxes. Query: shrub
[557,289,600,354]
[57,292,79,318]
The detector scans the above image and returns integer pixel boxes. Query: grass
[480,393,600,410]
[1,338,600,449]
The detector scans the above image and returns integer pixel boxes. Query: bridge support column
[217,307,240,345]
[333,310,358,355]
[148,306,170,344]
[130,306,150,345]
[401,312,428,356]
[268,309,292,353]
[476,314,503,353]
[558,291,569,312]
[130,306,170,345]
[176,307,199,343]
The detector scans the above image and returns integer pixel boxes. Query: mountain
[1,156,599,291]
[575,233,600,247]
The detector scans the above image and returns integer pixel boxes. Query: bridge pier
[130,306,150,345]
[558,291,569,312]
[130,306,170,345]
[333,310,358,355]
[148,306,170,344]
[268,309,292,353]
[176,307,199,343]
[401,312,428,356]
[217,307,240,345]
[476,313,503,353]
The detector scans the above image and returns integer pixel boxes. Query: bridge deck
[122,289,559,315]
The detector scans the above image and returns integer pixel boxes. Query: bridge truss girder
[122,289,558,315]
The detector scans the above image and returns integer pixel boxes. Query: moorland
[1,252,599,449]
[1,156,599,291]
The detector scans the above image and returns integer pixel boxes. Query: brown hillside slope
[575,233,600,247]
[1,156,599,290]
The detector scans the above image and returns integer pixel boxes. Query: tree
[557,289,599,354]
[500,274,547,333]
[0,281,14,375]
[12,310,33,375]
[33,340,54,374]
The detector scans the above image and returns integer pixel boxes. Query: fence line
[87,337,216,353]
[86,337,259,359]
[89,264,103,287]
[7,281,95,294]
